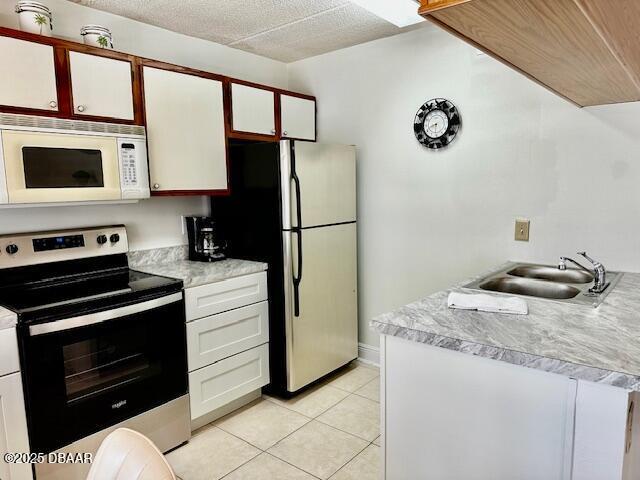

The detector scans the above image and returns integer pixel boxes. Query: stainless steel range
[0,225,190,480]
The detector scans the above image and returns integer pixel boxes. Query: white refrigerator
[281,141,358,392]
[213,140,358,394]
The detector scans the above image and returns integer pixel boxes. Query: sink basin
[507,265,593,284]
[479,277,581,300]
[462,262,622,307]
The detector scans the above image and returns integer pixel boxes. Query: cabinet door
[281,94,316,141]
[0,373,32,480]
[69,51,134,120]
[143,66,227,193]
[384,335,577,480]
[231,83,276,136]
[0,36,58,112]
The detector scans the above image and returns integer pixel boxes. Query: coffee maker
[185,216,226,262]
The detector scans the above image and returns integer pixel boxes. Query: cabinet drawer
[189,343,269,420]
[0,328,20,377]
[187,301,269,371]
[185,272,268,321]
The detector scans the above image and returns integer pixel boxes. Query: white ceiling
[68,0,420,62]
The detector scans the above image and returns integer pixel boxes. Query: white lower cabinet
[185,272,268,321]
[187,301,269,370]
[382,334,639,480]
[189,343,270,419]
[0,329,32,480]
[185,272,270,428]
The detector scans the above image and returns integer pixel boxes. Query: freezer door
[289,142,356,228]
[284,223,358,392]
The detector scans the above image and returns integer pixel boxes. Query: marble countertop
[0,306,17,331]
[371,263,640,391]
[134,258,268,289]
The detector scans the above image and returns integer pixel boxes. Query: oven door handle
[28,292,183,336]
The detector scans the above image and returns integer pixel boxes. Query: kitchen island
[372,263,640,480]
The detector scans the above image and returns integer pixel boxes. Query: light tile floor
[168,362,381,480]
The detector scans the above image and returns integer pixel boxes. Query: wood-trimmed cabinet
[142,62,228,195]
[230,82,277,138]
[0,26,317,196]
[228,82,317,141]
[69,51,135,120]
[281,93,316,141]
[0,36,58,113]
[0,27,141,123]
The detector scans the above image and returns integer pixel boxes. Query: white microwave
[0,114,150,205]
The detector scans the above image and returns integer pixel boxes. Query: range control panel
[0,225,128,269]
[33,234,85,252]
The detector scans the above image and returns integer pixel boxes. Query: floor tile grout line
[326,438,374,480]
[262,391,380,443]
[313,415,379,444]
[261,393,347,419]
[216,445,262,480]
[217,414,314,453]
[265,419,373,476]
[261,451,324,480]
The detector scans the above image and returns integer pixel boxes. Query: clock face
[424,110,449,138]
[414,98,461,150]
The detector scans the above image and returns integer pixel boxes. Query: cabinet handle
[76,105,86,113]
[49,100,57,109]
[153,183,160,190]
[270,129,276,134]
[283,131,288,136]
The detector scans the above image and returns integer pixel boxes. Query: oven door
[1,130,122,204]
[20,292,187,453]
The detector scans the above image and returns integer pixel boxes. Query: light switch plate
[515,219,530,241]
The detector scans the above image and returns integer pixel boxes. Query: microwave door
[1,130,122,204]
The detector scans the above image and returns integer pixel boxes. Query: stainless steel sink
[463,262,622,307]
[507,265,593,284]
[478,277,581,300]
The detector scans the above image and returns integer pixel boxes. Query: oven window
[62,323,157,403]
[22,147,104,188]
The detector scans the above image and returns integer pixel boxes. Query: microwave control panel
[120,143,138,187]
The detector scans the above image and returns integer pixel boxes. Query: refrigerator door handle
[292,228,302,317]
[291,142,303,317]
[291,142,303,231]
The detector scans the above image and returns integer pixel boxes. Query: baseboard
[358,342,380,366]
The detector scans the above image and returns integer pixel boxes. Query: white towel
[447,291,528,315]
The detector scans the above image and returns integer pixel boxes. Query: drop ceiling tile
[71,0,350,45]
[231,3,400,62]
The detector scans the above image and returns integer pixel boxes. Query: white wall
[0,0,288,251]
[0,197,207,250]
[287,25,640,347]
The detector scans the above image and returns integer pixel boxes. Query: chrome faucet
[559,252,608,294]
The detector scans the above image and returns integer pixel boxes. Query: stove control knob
[110,233,120,244]
[97,235,108,245]
[5,244,18,255]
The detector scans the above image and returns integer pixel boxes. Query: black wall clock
[414,98,461,150]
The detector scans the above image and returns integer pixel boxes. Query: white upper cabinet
[143,66,227,192]
[231,83,276,136]
[69,51,134,120]
[0,37,58,112]
[281,94,316,141]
